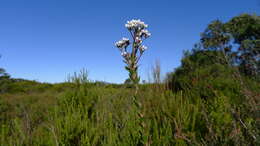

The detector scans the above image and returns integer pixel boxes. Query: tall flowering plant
[115,19,151,144]
[115,19,151,87]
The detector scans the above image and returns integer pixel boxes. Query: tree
[0,55,9,79]
[226,14,260,76]
[201,14,260,77]
[0,68,9,79]
[0,56,10,93]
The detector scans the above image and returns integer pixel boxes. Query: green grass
[0,77,259,145]
[0,51,259,146]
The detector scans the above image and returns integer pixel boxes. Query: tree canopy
[201,14,260,77]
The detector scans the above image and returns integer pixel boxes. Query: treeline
[166,13,260,98]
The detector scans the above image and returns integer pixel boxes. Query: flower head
[139,45,148,52]
[121,51,129,58]
[125,19,148,30]
[141,29,151,38]
[135,37,142,44]
[115,37,130,49]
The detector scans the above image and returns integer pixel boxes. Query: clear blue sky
[0,0,259,83]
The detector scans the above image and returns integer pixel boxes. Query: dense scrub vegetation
[0,14,259,145]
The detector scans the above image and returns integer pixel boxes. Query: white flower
[122,37,129,41]
[141,29,151,38]
[121,51,128,57]
[125,19,148,30]
[116,19,150,63]
[115,37,130,49]
[135,37,142,44]
[140,45,148,52]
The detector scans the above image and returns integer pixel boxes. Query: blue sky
[0,0,259,83]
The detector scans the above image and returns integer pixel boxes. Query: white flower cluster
[135,37,142,44]
[115,37,130,49]
[139,45,148,52]
[140,29,151,38]
[121,51,129,58]
[125,19,148,30]
[115,19,151,59]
